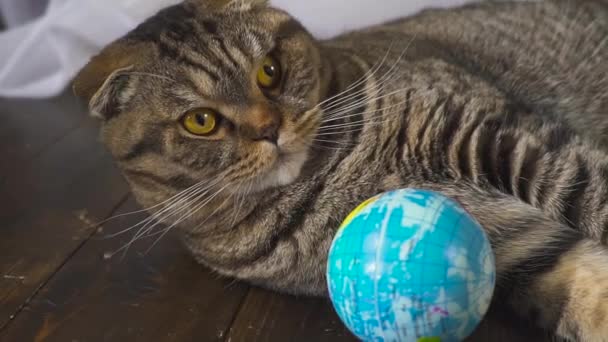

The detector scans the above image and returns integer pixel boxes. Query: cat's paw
[548,241,608,341]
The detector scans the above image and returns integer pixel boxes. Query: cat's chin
[252,149,309,192]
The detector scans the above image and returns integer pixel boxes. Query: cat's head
[74,0,330,215]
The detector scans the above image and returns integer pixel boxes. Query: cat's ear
[73,41,147,120]
[227,0,269,10]
[188,0,268,12]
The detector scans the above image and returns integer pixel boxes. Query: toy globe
[327,189,496,342]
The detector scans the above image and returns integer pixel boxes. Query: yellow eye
[182,109,219,136]
[257,55,282,89]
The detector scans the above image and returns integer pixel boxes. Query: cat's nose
[243,104,281,144]
[256,122,280,144]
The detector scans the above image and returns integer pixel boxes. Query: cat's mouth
[268,148,308,185]
[241,135,309,193]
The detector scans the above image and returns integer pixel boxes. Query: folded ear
[73,41,149,120]
[187,0,268,12]
[228,0,269,10]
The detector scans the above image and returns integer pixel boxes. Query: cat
[73,0,608,339]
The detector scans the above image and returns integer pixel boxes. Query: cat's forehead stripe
[155,39,221,82]
[276,18,306,39]
[126,4,196,43]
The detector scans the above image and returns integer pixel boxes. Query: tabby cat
[73,0,608,339]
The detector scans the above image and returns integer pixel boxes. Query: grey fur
[74,0,608,339]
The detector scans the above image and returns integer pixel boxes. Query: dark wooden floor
[0,91,550,341]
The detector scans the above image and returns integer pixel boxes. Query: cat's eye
[182,108,220,136]
[257,55,282,89]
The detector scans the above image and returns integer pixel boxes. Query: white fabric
[0,0,47,27]
[0,0,474,99]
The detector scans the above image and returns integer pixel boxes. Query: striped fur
[74,0,608,339]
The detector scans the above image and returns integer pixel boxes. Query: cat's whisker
[320,35,416,115]
[143,183,232,254]
[192,188,237,232]
[104,182,217,238]
[320,87,441,128]
[115,176,228,256]
[322,120,389,133]
[98,177,212,232]
[131,180,221,240]
[319,96,416,130]
[111,181,232,258]
[316,114,403,137]
[185,188,238,234]
[289,129,352,151]
[322,79,399,120]
[311,138,357,147]
[121,226,167,241]
[321,87,429,122]
[298,137,349,151]
[313,132,353,138]
[319,111,402,132]
[116,194,211,258]
[318,50,403,115]
[103,188,209,240]
[316,92,453,137]
[105,177,224,239]
[310,143,349,151]
[320,115,389,132]
[322,85,414,121]
[320,43,390,105]
[319,39,411,113]
[308,143,349,151]
[320,57,397,115]
[321,38,418,122]
[314,42,394,109]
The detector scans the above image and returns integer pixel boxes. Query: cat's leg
[422,182,608,341]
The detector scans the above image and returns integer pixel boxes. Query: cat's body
[74,0,608,339]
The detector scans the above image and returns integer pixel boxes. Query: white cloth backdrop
[0,0,474,98]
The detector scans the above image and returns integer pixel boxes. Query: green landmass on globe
[417,337,441,342]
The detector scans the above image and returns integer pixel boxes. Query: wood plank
[0,116,112,222]
[0,92,87,184]
[0,93,131,328]
[0,198,249,342]
[227,289,549,341]
[227,288,357,342]
[0,161,129,328]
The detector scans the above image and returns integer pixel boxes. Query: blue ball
[327,189,496,342]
